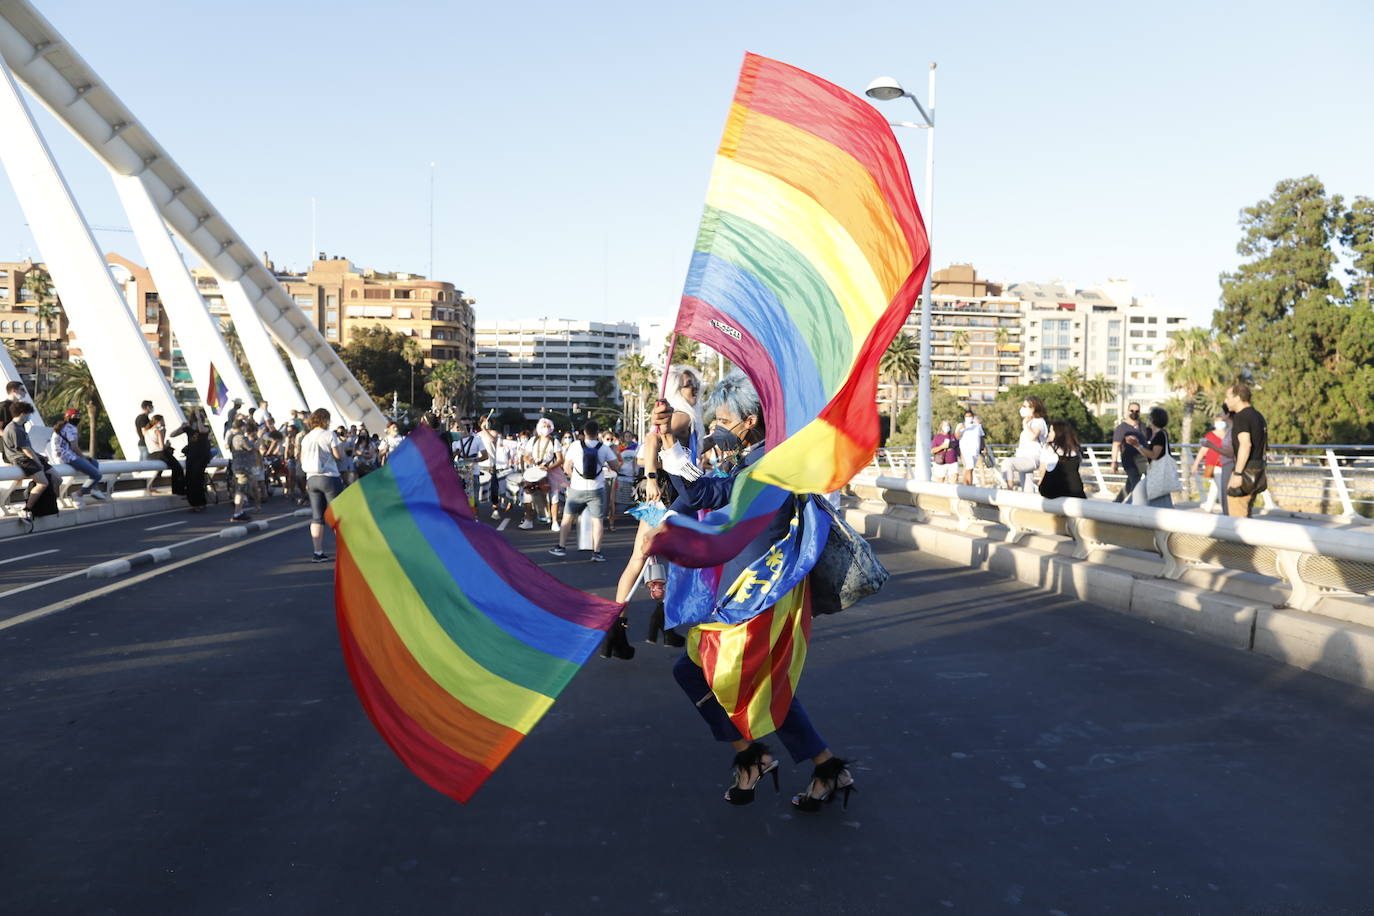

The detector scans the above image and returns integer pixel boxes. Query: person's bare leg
[557,508,575,548]
[589,515,604,552]
[614,521,654,602]
[311,522,325,553]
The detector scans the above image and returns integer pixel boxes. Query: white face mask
[1019,406,1031,418]
[1214,421,1228,432]
[964,417,975,426]
[941,424,951,434]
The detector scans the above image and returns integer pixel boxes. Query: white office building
[475,318,639,420]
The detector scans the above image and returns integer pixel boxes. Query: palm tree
[994,326,1011,351]
[46,358,103,455]
[401,337,424,408]
[616,351,658,440]
[23,268,55,397]
[1082,373,1119,416]
[879,332,920,431]
[1159,327,1225,448]
[1056,365,1085,398]
[424,359,474,413]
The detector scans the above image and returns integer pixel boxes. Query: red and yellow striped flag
[687,579,812,740]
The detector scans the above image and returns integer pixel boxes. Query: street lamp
[867,63,936,482]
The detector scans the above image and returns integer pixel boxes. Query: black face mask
[706,422,745,454]
[1129,411,1140,420]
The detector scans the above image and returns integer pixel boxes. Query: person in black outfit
[0,380,29,429]
[1038,420,1086,499]
[171,408,213,512]
[1126,407,1175,508]
[134,400,154,461]
[1110,402,1147,502]
[1223,383,1268,518]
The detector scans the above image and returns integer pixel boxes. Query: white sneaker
[89,489,110,501]
[517,519,534,530]
[490,509,500,520]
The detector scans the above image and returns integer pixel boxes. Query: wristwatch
[646,472,658,479]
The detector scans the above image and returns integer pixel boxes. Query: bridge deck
[1,515,1370,913]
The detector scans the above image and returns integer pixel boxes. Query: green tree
[616,351,658,439]
[1081,373,1119,417]
[23,269,55,397]
[879,332,920,433]
[1341,195,1374,304]
[893,384,966,443]
[338,325,411,405]
[1055,365,1084,398]
[423,359,473,413]
[1158,327,1229,448]
[44,358,105,456]
[979,383,1103,444]
[666,334,699,367]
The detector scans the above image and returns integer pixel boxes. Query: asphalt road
[1,505,1372,915]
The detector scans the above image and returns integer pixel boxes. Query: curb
[84,517,284,577]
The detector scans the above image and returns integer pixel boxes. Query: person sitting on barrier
[144,414,186,497]
[1125,406,1175,508]
[1000,396,1048,491]
[1036,419,1086,500]
[0,380,30,429]
[1,401,58,525]
[47,408,108,502]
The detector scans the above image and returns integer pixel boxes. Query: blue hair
[704,370,765,437]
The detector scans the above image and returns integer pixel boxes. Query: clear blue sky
[2,0,1371,328]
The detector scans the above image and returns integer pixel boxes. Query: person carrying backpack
[548,420,621,563]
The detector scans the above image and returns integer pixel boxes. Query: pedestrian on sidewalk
[548,420,620,563]
[1224,384,1269,518]
[171,408,213,512]
[1192,412,1233,514]
[301,408,344,562]
[228,419,256,521]
[1127,407,1176,508]
[1111,402,1147,503]
[955,410,984,486]
[47,408,108,502]
[2,401,59,524]
[134,400,154,461]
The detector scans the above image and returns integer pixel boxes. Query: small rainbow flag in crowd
[327,425,626,802]
[207,364,229,412]
[688,579,812,740]
[653,52,928,569]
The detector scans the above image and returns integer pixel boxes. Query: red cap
[64,408,79,418]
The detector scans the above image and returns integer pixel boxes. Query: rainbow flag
[653,53,928,569]
[687,578,812,740]
[207,364,229,412]
[327,425,626,802]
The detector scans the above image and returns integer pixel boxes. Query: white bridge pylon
[0,1,387,440]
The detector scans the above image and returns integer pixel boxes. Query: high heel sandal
[724,742,780,806]
[600,616,636,660]
[791,757,856,812]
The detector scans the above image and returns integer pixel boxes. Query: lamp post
[867,63,936,482]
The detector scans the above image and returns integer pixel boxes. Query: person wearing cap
[223,397,244,436]
[48,407,108,502]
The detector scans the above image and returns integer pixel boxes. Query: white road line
[0,520,308,632]
[0,548,59,566]
[497,518,510,531]
[145,521,187,531]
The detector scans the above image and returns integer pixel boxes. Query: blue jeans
[672,652,827,763]
[66,455,102,491]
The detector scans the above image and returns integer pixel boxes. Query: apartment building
[0,259,70,391]
[270,255,475,368]
[475,319,639,419]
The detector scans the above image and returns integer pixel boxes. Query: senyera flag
[652,52,929,569]
[327,425,625,803]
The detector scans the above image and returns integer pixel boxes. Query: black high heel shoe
[724,742,780,806]
[791,757,856,812]
[600,616,636,660]
[645,602,664,644]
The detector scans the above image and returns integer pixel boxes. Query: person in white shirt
[252,400,273,429]
[1000,395,1049,490]
[955,411,985,486]
[519,418,561,530]
[299,407,344,562]
[380,422,405,464]
[547,420,620,562]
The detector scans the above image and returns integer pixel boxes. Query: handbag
[1226,463,1268,497]
[1142,435,1181,499]
[808,497,889,615]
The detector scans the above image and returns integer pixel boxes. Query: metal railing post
[1326,449,1357,518]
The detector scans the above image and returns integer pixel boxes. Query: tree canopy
[976,383,1104,444]
[336,325,412,406]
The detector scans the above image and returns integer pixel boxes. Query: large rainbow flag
[652,52,928,569]
[327,425,626,802]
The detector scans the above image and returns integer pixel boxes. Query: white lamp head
[865,76,906,101]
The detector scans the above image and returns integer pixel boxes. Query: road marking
[0,520,308,632]
[0,548,59,566]
[497,518,510,531]
[0,509,302,602]
[12,505,188,539]
[145,520,187,531]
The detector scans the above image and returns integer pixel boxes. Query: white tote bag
[1143,432,1182,499]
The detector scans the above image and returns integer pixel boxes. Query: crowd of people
[921,384,1269,515]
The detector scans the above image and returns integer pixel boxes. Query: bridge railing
[869,443,1374,517]
[0,458,229,514]
[873,475,1374,612]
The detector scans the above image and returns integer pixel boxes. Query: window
[395,308,412,319]
[350,289,359,299]
[326,295,337,308]
[25,320,34,332]
[326,326,338,340]
[1107,336,1120,348]
[393,289,412,300]
[1129,329,1144,338]
[0,320,7,331]
[0,287,7,299]
[292,294,313,308]
[1130,316,1144,324]
[363,288,388,300]
[325,310,338,324]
